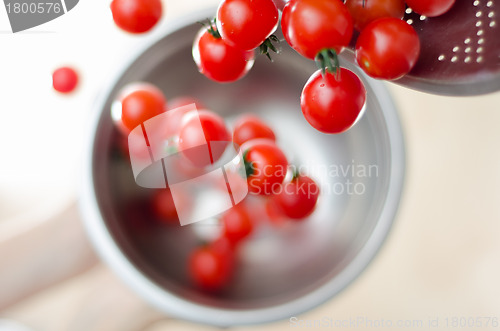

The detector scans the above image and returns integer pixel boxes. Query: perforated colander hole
[477,29,484,35]
[465,47,472,53]
[477,46,484,53]
[407,18,413,24]
[490,21,497,27]
[438,54,446,61]
[453,46,460,52]
[477,21,483,26]
[477,11,483,17]
[474,0,480,6]
[477,56,484,63]
[464,56,472,63]
[488,11,495,17]
[478,38,485,44]
[419,15,427,20]
[487,0,494,7]
[451,56,459,62]
[405,7,412,14]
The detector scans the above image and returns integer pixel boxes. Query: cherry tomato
[301,68,366,134]
[216,0,279,51]
[274,175,320,220]
[232,115,276,147]
[167,96,205,111]
[110,0,162,34]
[151,189,178,224]
[345,0,405,31]
[178,110,231,168]
[355,17,421,80]
[188,242,234,291]
[281,0,353,60]
[193,26,255,83]
[222,205,253,245]
[243,139,288,196]
[405,0,455,17]
[116,83,166,134]
[52,67,78,93]
[265,198,287,227]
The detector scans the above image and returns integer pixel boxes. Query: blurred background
[1,0,500,330]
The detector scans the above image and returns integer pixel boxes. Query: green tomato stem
[259,35,280,61]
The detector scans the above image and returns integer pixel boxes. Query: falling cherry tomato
[274,174,320,220]
[216,0,279,51]
[193,24,255,83]
[52,67,78,93]
[110,0,162,34]
[232,115,276,147]
[243,139,288,196]
[151,189,179,224]
[188,241,234,292]
[301,68,367,134]
[116,83,167,134]
[222,205,253,245]
[178,110,231,168]
[281,0,353,60]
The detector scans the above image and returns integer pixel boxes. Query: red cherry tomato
[243,139,288,196]
[216,0,279,51]
[167,96,205,111]
[301,68,366,134]
[355,17,420,80]
[405,0,455,17]
[117,83,166,134]
[281,0,353,60]
[193,27,255,83]
[345,0,405,31]
[265,198,288,227]
[188,242,234,292]
[222,205,253,244]
[110,0,162,34]
[232,115,276,147]
[178,110,231,168]
[52,67,78,93]
[274,175,320,220]
[151,189,178,224]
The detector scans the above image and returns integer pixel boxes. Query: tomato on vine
[216,0,279,57]
[193,21,255,83]
[301,68,366,134]
[110,0,162,34]
[243,139,288,196]
[281,0,353,62]
[345,0,405,31]
[355,17,421,80]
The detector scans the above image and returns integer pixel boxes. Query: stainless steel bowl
[80,8,405,327]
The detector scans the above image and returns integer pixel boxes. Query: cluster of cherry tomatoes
[191,0,455,134]
[112,83,321,291]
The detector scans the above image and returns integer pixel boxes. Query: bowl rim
[79,7,406,327]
